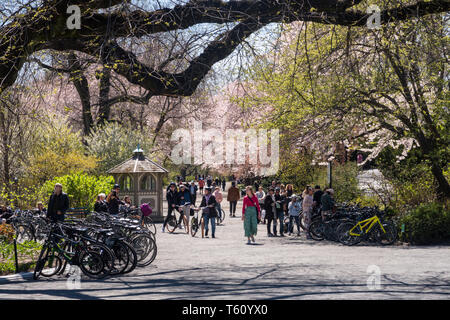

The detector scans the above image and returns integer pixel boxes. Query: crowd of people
[163,180,225,238]
[162,176,336,245]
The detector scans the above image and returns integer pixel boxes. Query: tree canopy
[0,0,449,97]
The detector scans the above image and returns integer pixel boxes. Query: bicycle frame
[348,215,386,237]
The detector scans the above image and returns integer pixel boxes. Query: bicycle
[190,207,206,237]
[165,204,189,233]
[337,212,397,246]
[216,206,226,225]
[33,223,105,280]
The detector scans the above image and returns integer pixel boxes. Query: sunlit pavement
[1,190,449,300]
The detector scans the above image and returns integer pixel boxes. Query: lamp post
[13,176,18,208]
[327,156,335,189]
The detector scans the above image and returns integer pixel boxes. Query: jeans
[203,213,216,236]
[288,215,301,234]
[229,201,237,214]
[274,211,284,234]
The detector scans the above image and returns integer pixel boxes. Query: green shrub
[399,203,450,245]
[41,172,115,211]
[0,240,42,275]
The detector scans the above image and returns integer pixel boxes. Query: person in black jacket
[47,183,69,223]
[163,182,179,232]
[94,193,108,212]
[263,188,276,237]
[199,187,217,238]
[273,187,285,236]
[106,190,123,215]
[189,181,198,206]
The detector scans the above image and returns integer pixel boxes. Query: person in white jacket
[288,195,302,236]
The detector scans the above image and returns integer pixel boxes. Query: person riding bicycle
[162,182,179,233]
[177,184,191,234]
[199,187,217,238]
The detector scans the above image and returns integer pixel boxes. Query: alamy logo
[66,265,81,289]
[367,5,381,30]
[170,121,279,176]
[366,265,381,290]
[66,5,81,30]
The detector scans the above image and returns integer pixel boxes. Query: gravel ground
[0,189,449,300]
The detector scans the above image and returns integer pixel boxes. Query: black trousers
[229,201,237,214]
[163,207,175,228]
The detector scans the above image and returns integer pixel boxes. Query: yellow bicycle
[338,214,397,246]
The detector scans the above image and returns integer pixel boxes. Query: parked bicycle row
[33,210,157,280]
[240,184,397,245]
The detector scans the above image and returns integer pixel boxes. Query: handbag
[140,203,152,217]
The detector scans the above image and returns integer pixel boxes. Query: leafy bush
[0,240,42,275]
[41,172,115,211]
[26,115,98,185]
[399,203,450,245]
[0,224,15,243]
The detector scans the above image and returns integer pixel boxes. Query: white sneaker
[161,226,165,233]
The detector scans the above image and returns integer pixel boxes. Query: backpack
[140,203,152,217]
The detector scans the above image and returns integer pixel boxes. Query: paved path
[1,191,449,300]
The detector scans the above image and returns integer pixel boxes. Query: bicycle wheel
[308,219,325,241]
[376,221,397,245]
[337,222,362,246]
[33,244,62,279]
[110,240,130,274]
[191,217,199,237]
[114,240,138,274]
[216,209,225,224]
[131,234,157,267]
[166,215,178,233]
[40,252,63,278]
[88,243,115,277]
[78,250,105,278]
[143,216,157,235]
[299,213,307,231]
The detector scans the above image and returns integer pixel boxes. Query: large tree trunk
[0,109,11,200]
[97,65,112,124]
[430,160,450,201]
